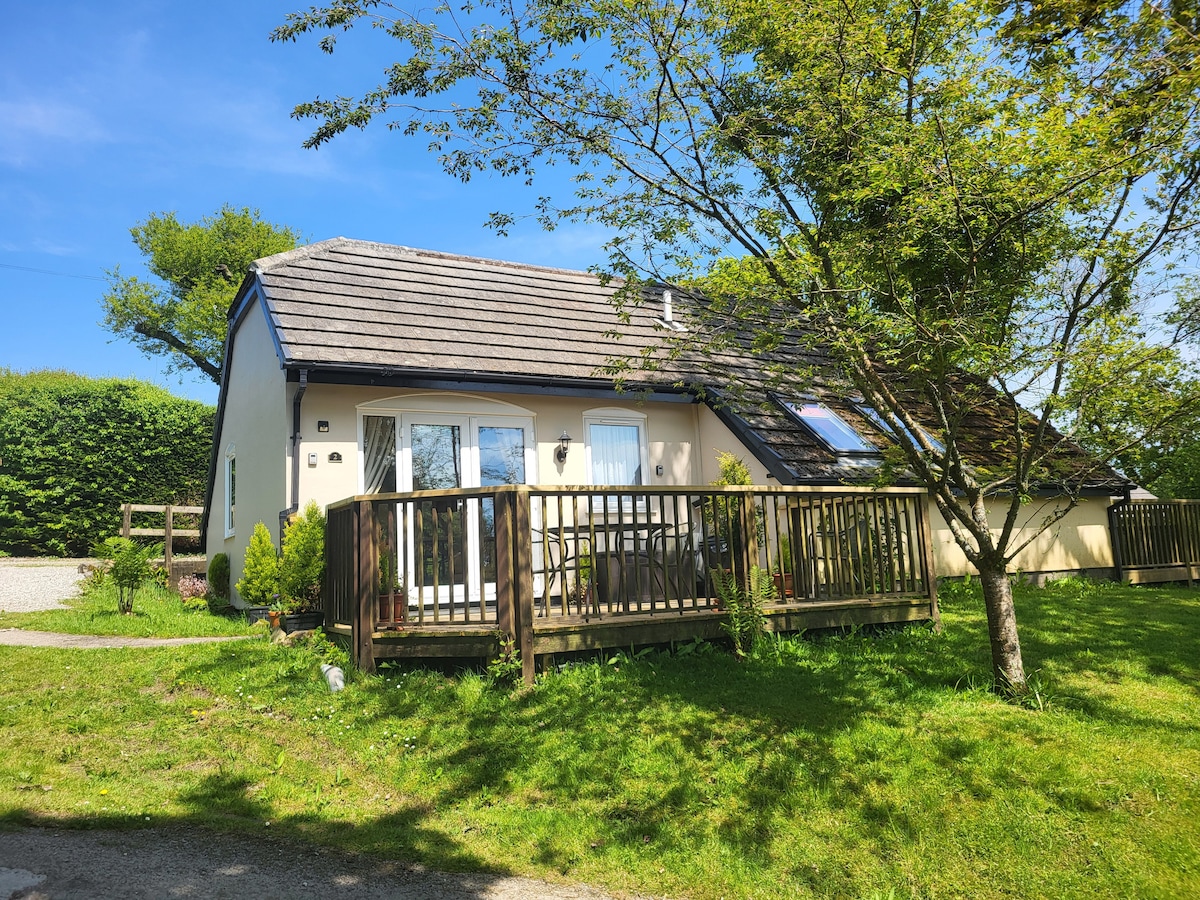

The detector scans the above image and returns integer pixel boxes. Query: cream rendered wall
[291,386,709,508]
[929,496,1115,578]
[241,377,1116,581]
[696,405,774,485]
[205,302,288,603]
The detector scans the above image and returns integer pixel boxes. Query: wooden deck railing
[324,485,937,678]
[1109,499,1200,584]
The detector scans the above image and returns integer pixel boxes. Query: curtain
[589,424,642,485]
[363,415,397,493]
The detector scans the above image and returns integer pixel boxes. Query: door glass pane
[478,426,526,584]
[410,423,465,588]
[479,426,526,486]
[589,423,642,485]
[411,424,462,490]
[363,415,397,493]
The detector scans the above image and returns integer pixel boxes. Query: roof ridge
[257,237,626,284]
[251,237,355,272]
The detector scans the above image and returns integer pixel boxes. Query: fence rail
[324,485,938,681]
[119,503,205,588]
[1109,499,1200,584]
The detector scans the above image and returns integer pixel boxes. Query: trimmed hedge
[0,370,214,556]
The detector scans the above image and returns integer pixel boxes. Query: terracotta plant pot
[378,595,406,624]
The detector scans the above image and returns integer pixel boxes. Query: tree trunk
[977,562,1026,694]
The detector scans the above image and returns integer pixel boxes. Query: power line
[0,262,107,282]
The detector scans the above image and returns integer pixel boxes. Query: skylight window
[778,399,877,454]
[858,406,945,454]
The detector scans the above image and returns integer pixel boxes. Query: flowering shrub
[178,574,207,600]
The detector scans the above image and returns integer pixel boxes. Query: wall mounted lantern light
[556,431,572,462]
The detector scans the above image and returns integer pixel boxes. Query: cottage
[201,238,1125,668]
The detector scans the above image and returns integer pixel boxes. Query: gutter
[279,368,308,540]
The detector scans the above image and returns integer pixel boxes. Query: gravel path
[0,826,646,900]
[0,629,254,649]
[0,558,89,613]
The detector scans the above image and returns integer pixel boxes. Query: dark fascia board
[702,393,803,484]
[285,364,698,404]
[201,279,278,541]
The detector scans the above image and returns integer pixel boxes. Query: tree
[0,370,214,557]
[101,206,302,383]
[272,0,1200,693]
[1070,318,1200,497]
[93,537,161,615]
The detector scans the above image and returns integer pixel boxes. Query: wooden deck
[1110,499,1200,585]
[322,485,940,682]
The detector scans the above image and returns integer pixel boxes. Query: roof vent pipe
[663,289,673,323]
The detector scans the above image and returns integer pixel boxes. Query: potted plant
[567,545,595,615]
[772,535,795,599]
[377,550,408,625]
[278,501,326,633]
[236,522,280,624]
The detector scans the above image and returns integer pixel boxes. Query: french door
[362,412,534,612]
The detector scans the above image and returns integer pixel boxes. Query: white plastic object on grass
[320,664,345,692]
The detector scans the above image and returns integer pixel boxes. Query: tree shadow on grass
[4,581,1195,899]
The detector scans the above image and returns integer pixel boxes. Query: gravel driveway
[0,826,645,900]
[0,558,88,613]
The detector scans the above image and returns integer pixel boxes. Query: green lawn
[1,578,1196,899]
[0,580,255,638]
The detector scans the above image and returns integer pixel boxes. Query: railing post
[494,487,535,685]
[1108,502,1125,582]
[513,488,535,685]
[734,490,757,586]
[122,503,132,540]
[163,505,174,573]
[495,488,517,638]
[351,498,378,673]
[1178,503,1195,587]
[917,496,941,630]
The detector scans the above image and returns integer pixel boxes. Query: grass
[0,579,255,638]
[1,578,1197,898]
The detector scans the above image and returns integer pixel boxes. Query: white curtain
[363,416,397,493]
[589,424,642,485]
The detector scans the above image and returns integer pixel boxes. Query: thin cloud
[0,99,112,166]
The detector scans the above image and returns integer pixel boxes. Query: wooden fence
[1109,499,1200,584]
[324,484,939,681]
[120,503,205,586]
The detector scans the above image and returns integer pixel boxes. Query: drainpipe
[279,368,308,541]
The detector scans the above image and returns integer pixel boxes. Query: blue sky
[0,1,607,405]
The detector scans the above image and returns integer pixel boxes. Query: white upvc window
[583,408,650,487]
[224,445,236,538]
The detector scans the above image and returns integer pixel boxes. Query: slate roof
[233,237,1126,490]
[253,238,675,383]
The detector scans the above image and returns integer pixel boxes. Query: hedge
[0,370,214,557]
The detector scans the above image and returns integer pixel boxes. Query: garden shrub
[207,552,230,600]
[280,500,325,612]
[236,522,280,607]
[178,574,207,601]
[94,536,160,615]
[713,565,772,660]
[0,370,213,556]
